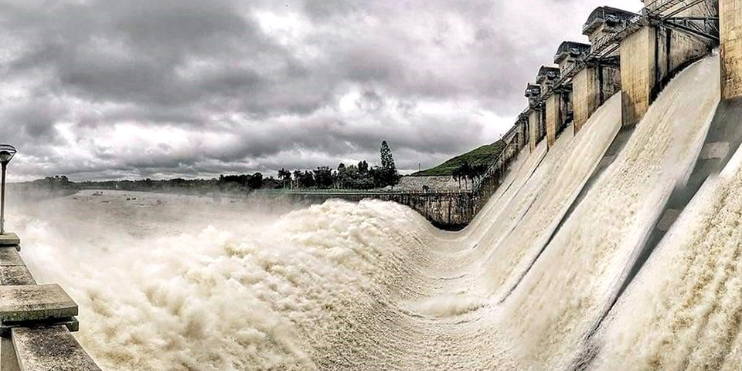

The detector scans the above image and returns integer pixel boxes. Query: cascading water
[589,133,742,371]
[500,55,719,371]
[6,54,735,371]
[12,193,434,371]
[482,93,623,302]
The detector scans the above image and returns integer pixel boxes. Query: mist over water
[5,55,742,371]
[8,191,433,370]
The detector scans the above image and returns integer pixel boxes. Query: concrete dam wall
[10,0,742,369]
[280,191,478,230]
[284,0,724,232]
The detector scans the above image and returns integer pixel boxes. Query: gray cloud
[0,0,642,181]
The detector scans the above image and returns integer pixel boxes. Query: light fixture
[0,144,17,235]
[0,145,15,165]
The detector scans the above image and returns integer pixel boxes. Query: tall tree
[247,173,263,190]
[277,168,292,188]
[358,160,369,175]
[379,141,401,188]
[380,141,394,170]
[297,171,315,188]
[313,166,334,189]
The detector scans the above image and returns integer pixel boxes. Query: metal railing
[533,0,717,110]
[281,0,718,210]
[645,0,691,17]
[262,188,472,196]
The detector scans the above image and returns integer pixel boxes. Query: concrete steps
[0,285,77,324]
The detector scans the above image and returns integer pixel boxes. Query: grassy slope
[412,140,505,177]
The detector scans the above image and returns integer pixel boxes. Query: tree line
[277,141,401,190]
[35,141,402,194]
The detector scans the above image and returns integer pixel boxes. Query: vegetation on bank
[15,141,403,195]
[14,140,507,195]
[7,175,81,200]
[413,140,505,177]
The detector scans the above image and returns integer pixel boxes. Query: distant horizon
[1,0,641,182]
[5,137,506,183]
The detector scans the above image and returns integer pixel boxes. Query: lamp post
[0,145,17,235]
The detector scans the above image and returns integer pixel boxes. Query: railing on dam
[265,144,523,230]
[526,0,718,113]
[263,188,471,196]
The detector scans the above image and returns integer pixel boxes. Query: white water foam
[500,55,719,371]
[592,103,742,371]
[4,55,729,371]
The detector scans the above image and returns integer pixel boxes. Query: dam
[9,0,742,370]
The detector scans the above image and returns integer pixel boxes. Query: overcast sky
[0,0,642,181]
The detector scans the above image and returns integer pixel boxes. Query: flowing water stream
[5,55,734,371]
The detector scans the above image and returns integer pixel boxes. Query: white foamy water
[591,111,742,371]
[593,108,742,370]
[10,191,431,371]
[4,54,732,371]
[501,55,720,371]
[483,93,622,301]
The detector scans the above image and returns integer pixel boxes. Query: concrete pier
[572,9,629,132]
[620,1,715,127]
[552,42,589,134]
[620,26,656,128]
[722,0,742,99]
[525,84,543,152]
[528,109,542,152]
[545,94,562,148]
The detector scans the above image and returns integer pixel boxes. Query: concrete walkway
[0,236,100,371]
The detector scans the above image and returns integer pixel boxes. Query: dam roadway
[0,236,100,371]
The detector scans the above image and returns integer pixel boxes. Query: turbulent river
[7,55,742,371]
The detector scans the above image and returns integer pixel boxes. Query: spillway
[590,135,742,370]
[482,93,622,302]
[6,54,737,371]
[500,55,719,371]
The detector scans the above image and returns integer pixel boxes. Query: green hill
[413,140,505,177]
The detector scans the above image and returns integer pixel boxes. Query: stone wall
[395,176,469,192]
[283,192,477,230]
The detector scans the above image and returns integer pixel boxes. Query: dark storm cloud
[0,0,642,181]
